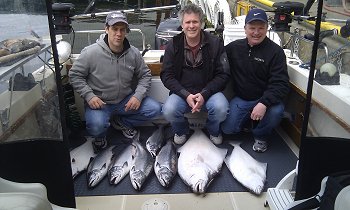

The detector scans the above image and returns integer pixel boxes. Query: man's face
[105,22,127,49]
[244,21,268,46]
[181,12,201,40]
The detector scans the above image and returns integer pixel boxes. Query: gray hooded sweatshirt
[69,34,151,104]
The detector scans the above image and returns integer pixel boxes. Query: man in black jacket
[160,4,230,145]
[222,8,289,152]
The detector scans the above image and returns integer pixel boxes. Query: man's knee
[144,99,162,118]
[162,103,177,120]
[268,103,285,119]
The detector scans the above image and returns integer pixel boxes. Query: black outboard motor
[272,1,304,32]
[155,6,182,50]
[52,3,75,35]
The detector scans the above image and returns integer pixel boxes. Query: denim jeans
[85,94,161,137]
[221,96,284,141]
[162,92,228,137]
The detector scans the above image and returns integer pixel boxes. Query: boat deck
[70,124,298,209]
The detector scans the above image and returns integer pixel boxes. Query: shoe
[252,139,268,153]
[210,134,223,145]
[110,116,138,139]
[174,134,187,145]
[92,137,107,153]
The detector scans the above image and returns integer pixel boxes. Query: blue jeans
[85,94,161,137]
[221,96,284,141]
[162,92,228,137]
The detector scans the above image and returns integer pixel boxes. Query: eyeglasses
[184,49,203,68]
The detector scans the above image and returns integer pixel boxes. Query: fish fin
[102,163,107,170]
[86,156,94,170]
[132,131,140,142]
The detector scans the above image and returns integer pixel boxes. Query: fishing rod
[71,5,179,20]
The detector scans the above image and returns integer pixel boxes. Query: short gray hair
[178,3,205,24]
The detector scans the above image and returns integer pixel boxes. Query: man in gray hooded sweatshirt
[69,11,161,151]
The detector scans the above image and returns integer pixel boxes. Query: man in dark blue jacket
[222,8,289,152]
[161,4,230,145]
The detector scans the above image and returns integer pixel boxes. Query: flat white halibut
[70,138,96,178]
[177,129,227,194]
[108,144,135,185]
[154,140,178,187]
[225,142,267,195]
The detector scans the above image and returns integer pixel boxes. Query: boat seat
[264,168,297,210]
[265,163,331,210]
[0,177,77,210]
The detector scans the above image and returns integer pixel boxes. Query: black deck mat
[71,126,298,196]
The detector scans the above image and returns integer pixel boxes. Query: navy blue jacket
[225,37,289,107]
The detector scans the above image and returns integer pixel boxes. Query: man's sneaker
[174,134,187,145]
[252,139,268,153]
[210,134,223,145]
[110,116,138,139]
[92,137,107,153]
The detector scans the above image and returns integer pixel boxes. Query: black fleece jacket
[225,37,289,107]
[160,31,230,101]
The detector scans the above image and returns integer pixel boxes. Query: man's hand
[251,102,267,121]
[186,93,204,113]
[88,96,106,109]
[125,96,141,112]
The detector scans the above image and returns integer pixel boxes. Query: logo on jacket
[254,57,265,63]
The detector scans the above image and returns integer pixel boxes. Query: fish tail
[227,141,242,148]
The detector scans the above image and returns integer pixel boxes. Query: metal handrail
[74,29,146,51]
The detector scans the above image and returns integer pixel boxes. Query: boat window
[0,1,63,143]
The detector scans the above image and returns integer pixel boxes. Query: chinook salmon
[87,146,115,188]
[108,144,135,185]
[146,124,165,158]
[225,142,267,195]
[177,129,227,194]
[154,140,178,187]
[130,140,154,191]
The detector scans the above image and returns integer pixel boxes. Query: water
[0,14,49,40]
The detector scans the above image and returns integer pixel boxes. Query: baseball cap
[106,11,129,27]
[245,8,268,24]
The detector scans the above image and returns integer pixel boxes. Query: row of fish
[69,126,176,190]
[70,125,267,195]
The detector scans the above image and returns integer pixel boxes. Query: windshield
[0,1,63,142]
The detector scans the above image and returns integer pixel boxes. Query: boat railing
[155,30,181,39]
[74,28,146,51]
